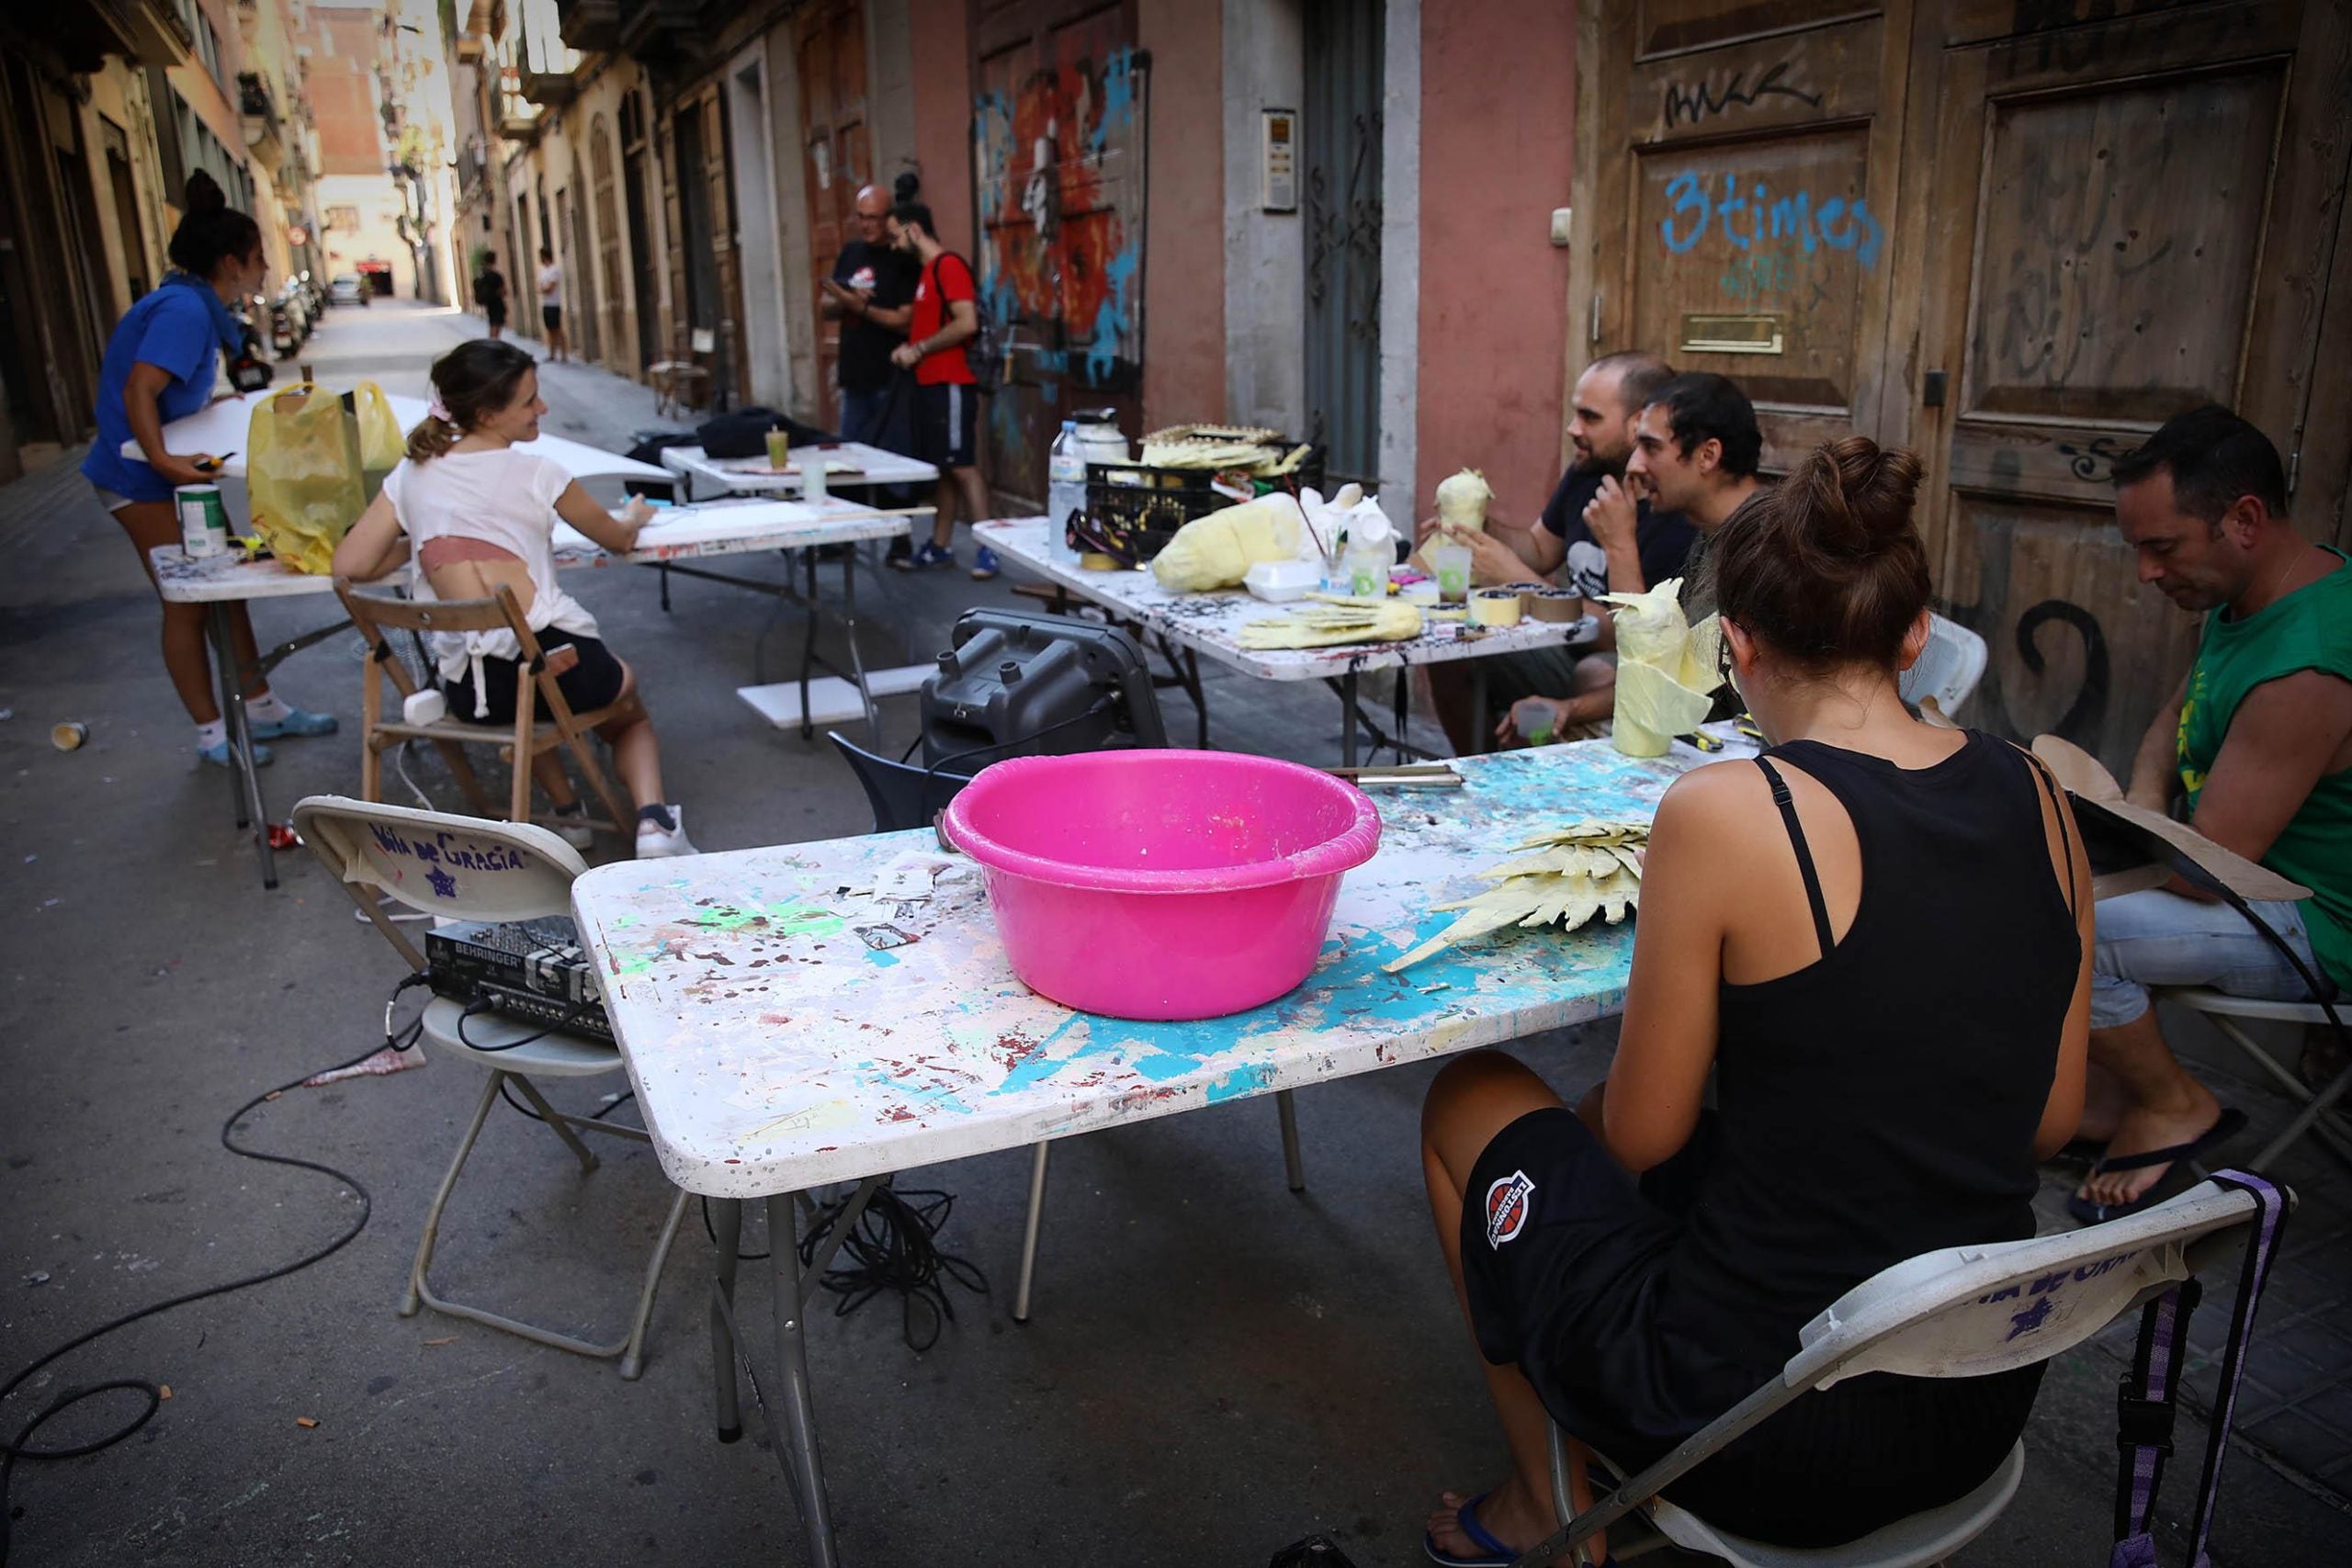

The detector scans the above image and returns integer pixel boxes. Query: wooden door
[665,84,749,409]
[797,0,871,433]
[591,115,628,375]
[701,90,747,408]
[622,89,662,375]
[1894,1,2352,768]
[971,0,1148,507]
[565,182,601,365]
[1585,5,1917,474]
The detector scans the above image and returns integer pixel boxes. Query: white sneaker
[551,807,597,850]
[635,806,698,859]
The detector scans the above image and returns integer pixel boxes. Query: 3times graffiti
[1659,171,1883,270]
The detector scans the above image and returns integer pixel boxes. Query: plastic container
[1244,558,1322,603]
[1510,696,1557,746]
[942,750,1382,1021]
[1428,541,1472,603]
[1047,420,1085,564]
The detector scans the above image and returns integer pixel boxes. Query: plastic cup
[1430,541,1472,604]
[764,427,790,469]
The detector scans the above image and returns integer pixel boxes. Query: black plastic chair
[827,733,974,833]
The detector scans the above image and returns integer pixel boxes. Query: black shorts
[442,632,627,727]
[1460,1106,2038,1547]
[542,304,562,331]
[914,381,977,470]
[484,301,507,328]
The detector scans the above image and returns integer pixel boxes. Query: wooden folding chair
[335,579,639,835]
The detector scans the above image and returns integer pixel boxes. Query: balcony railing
[518,69,578,107]
[614,0,699,58]
[555,0,618,52]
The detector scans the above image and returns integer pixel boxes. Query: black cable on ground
[0,977,428,1566]
[798,1186,987,1353]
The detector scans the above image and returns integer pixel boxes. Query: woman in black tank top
[1418,438,2092,1564]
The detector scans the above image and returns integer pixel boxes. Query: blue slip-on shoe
[248,705,339,739]
[198,738,274,767]
[899,541,955,570]
[970,545,1001,581]
[1423,1493,1518,1568]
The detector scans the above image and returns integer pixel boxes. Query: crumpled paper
[1149,491,1307,592]
[1385,818,1645,971]
[1238,592,1423,649]
[1600,578,1723,757]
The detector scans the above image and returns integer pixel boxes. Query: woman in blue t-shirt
[81,175,334,766]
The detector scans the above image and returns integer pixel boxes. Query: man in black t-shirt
[819,185,917,448]
[472,253,508,340]
[1423,351,1692,753]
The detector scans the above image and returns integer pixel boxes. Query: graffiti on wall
[972,38,1148,502]
[1658,170,1882,268]
[974,43,1148,391]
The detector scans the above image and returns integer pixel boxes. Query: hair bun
[1801,435,1922,557]
[184,171,226,214]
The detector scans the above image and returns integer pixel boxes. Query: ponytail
[405,339,536,463]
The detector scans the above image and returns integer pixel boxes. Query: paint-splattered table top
[660,442,938,495]
[150,498,913,604]
[974,517,1599,682]
[569,740,1707,1199]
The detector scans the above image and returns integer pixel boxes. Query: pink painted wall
[1416,0,1577,527]
[906,0,977,254]
[1138,0,1226,425]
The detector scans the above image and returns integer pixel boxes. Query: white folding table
[658,442,938,502]
[975,517,1598,765]
[154,498,918,888]
[120,388,673,485]
[567,739,1714,1568]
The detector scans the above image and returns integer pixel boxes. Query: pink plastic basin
[941,750,1382,1021]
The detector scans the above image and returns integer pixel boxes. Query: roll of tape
[1525,588,1584,623]
[1471,589,1523,627]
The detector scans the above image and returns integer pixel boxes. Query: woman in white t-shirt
[537,247,566,363]
[332,339,694,857]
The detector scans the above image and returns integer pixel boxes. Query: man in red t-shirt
[887,202,998,578]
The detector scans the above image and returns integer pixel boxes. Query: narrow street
[2,305,2346,1564]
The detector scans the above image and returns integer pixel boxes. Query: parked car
[328,274,368,307]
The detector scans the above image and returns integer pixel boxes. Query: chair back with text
[293,795,586,969]
[1784,1180,2264,1392]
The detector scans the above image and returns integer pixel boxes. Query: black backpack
[928,254,1003,396]
[696,406,834,459]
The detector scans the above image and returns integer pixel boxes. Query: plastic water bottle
[1047,420,1086,565]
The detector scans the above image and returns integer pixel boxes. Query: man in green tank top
[2073,406,2351,1223]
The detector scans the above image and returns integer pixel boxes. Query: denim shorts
[2090,888,2335,1029]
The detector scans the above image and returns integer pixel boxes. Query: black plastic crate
[1070,454,1324,569]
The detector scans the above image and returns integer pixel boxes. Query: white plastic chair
[293,795,689,1379]
[1899,614,1987,722]
[2158,989,2351,1170]
[1525,1179,2285,1567]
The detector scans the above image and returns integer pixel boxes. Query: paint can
[1470,588,1523,627]
[176,484,228,555]
[51,721,89,751]
[177,485,231,558]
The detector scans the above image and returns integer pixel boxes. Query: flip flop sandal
[1424,1492,1518,1567]
[2066,1106,2247,1225]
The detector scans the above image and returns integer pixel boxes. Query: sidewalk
[0,301,2345,1566]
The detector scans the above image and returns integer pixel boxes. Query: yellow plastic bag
[352,380,403,500]
[245,384,364,574]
